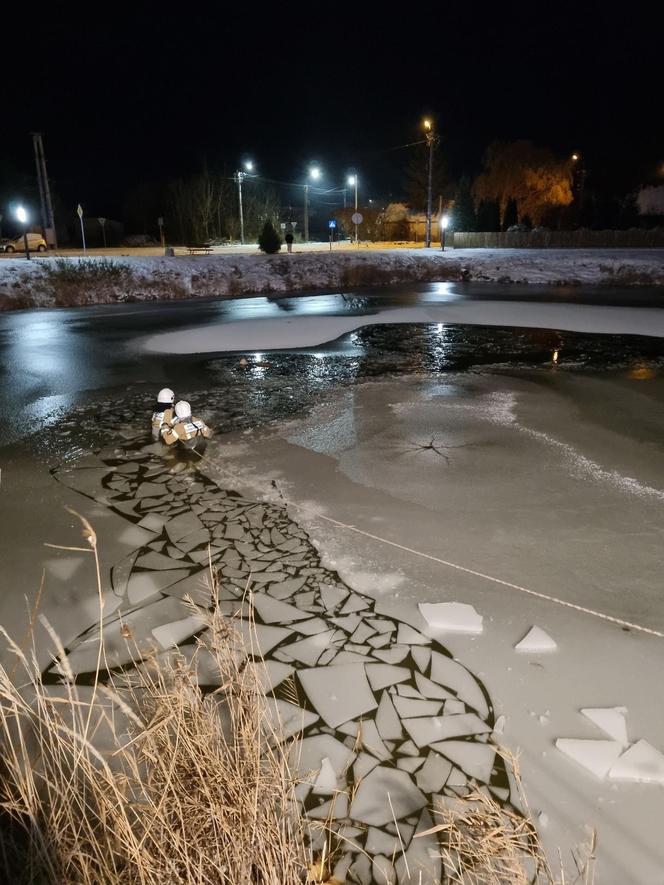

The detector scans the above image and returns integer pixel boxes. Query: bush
[258,221,282,254]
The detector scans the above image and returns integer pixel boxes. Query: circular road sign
[351,212,363,225]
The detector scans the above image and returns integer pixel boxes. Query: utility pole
[303,183,309,242]
[235,171,245,245]
[31,133,57,248]
[423,119,439,249]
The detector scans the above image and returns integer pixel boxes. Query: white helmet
[157,387,175,404]
[175,400,191,420]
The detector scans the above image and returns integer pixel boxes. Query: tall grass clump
[0,512,309,884]
[38,258,135,306]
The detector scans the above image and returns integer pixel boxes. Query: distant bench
[185,244,213,255]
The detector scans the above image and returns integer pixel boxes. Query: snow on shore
[1,248,664,311]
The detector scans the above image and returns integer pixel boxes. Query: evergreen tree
[477,200,500,231]
[503,198,518,229]
[258,220,282,254]
[453,177,476,231]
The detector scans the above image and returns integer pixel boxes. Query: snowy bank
[1,248,664,311]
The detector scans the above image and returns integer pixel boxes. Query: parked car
[0,233,48,253]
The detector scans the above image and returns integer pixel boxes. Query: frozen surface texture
[514,625,558,653]
[50,432,512,881]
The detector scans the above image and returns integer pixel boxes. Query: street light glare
[572,153,579,161]
[347,175,357,186]
[244,160,254,171]
[423,119,432,130]
[310,167,321,180]
[16,206,28,224]
[440,214,450,229]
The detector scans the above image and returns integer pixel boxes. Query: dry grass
[0,511,598,884]
[417,749,596,885]
[0,512,309,884]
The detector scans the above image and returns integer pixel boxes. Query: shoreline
[1,248,664,312]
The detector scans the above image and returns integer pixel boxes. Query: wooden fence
[452,230,664,249]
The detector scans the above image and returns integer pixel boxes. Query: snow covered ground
[1,248,663,310]
[202,372,664,883]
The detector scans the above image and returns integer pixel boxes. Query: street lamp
[235,160,255,245]
[15,206,30,260]
[347,175,359,242]
[423,118,439,248]
[304,166,321,243]
[440,213,449,252]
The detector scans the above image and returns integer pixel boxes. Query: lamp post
[304,166,321,243]
[16,206,30,260]
[440,213,449,251]
[423,119,439,248]
[235,160,254,245]
[347,175,359,243]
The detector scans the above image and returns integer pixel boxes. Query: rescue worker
[151,388,176,440]
[161,400,212,449]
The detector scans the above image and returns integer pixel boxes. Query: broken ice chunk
[431,741,496,782]
[298,663,377,728]
[365,663,411,692]
[312,757,337,795]
[608,740,664,784]
[581,707,628,746]
[419,602,483,634]
[514,626,557,653]
[555,739,623,779]
[349,766,427,826]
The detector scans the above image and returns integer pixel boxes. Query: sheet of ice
[151,614,206,649]
[429,652,489,718]
[365,663,411,691]
[419,602,483,634]
[581,707,628,745]
[514,625,558,653]
[403,713,491,748]
[349,766,427,825]
[376,691,403,741]
[278,630,337,666]
[312,757,337,795]
[416,752,454,793]
[609,740,664,784]
[298,663,377,728]
[430,740,496,782]
[555,738,624,779]
[264,698,318,739]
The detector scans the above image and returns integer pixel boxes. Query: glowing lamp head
[347,175,357,186]
[571,153,579,161]
[244,160,254,171]
[16,206,27,225]
[423,119,432,131]
[309,167,321,180]
[440,214,450,230]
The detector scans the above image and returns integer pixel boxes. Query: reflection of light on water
[432,282,457,299]
[437,323,444,334]
[552,349,559,364]
[628,363,657,381]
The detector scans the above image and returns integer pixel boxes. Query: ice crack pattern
[51,433,514,884]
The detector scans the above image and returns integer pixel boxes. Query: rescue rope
[194,449,664,640]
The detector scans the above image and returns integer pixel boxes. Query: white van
[0,233,48,253]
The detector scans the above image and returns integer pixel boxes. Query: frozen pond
[0,282,663,883]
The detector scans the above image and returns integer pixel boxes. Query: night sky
[2,3,662,218]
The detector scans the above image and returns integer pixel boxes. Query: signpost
[158,216,165,247]
[328,218,337,252]
[351,211,363,249]
[98,217,107,248]
[77,204,86,253]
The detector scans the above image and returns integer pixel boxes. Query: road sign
[98,217,106,226]
[328,219,337,229]
[351,212,363,225]
[157,216,164,227]
[76,204,83,219]
[280,223,286,229]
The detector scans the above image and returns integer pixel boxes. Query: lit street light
[235,160,255,245]
[440,213,449,252]
[347,175,359,243]
[423,118,439,248]
[16,206,30,260]
[304,166,321,243]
